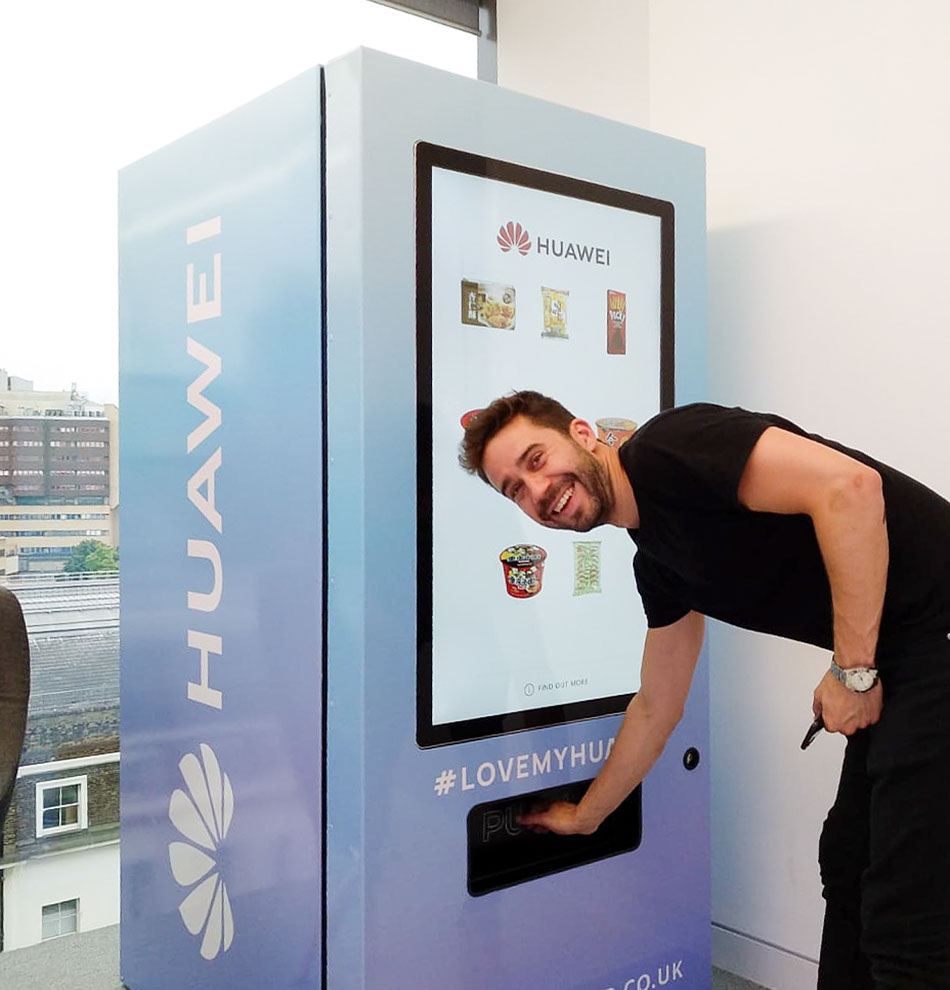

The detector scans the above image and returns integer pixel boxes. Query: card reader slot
[466,777,642,896]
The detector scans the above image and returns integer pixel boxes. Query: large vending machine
[119,49,707,990]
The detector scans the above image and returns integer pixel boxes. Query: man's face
[481,415,612,532]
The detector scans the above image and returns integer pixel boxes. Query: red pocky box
[607,289,627,355]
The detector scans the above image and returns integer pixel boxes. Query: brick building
[0,370,118,575]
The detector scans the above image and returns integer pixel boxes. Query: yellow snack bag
[541,287,569,339]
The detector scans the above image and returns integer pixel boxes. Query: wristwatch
[830,657,879,692]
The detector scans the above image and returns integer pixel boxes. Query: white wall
[498,2,950,986]
[3,844,119,950]
[648,4,950,985]
[496,0,650,127]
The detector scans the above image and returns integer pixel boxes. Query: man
[459,390,950,990]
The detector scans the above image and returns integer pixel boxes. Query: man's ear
[569,419,598,450]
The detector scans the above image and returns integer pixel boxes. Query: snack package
[596,418,637,448]
[460,408,483,430]
[573,541,602,596]
[461,280,516,330]
[541,286,569,339]
[499,545,547,599]
[607,289,627,354]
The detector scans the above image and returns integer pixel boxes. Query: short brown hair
[458,390,576,484]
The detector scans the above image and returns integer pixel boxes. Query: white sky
[0,0,476,404]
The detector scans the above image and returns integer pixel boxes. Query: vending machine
[119,49,707,990]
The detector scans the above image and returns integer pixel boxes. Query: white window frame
[35,775,89,837]
[41,898,80,940]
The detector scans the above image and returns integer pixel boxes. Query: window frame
[369,0,479,33]
[35,775,89,838]
[41,898,80,940]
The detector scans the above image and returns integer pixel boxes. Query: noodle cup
[460,408,484,430]
[499,545,547,599]
[596,417,637,448]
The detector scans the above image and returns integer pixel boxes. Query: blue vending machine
[119,49,707,990]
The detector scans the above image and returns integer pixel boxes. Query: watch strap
[830,657,879,692]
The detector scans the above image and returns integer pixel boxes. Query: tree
[63,540,119,573]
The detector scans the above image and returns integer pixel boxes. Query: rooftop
[1,575,120,730]
[26,627,119,716]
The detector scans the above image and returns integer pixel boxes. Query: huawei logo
[168,744,235,960]
[497,221,531,256]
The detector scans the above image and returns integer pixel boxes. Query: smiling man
[460,389,950,990]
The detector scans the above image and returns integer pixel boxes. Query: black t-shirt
[622,403,950,652]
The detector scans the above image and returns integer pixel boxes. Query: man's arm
[737,426,886,733]
[518,610,705,835]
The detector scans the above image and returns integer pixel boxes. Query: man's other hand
[813,670,883,735]
[516,801,598,836]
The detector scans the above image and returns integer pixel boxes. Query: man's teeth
[553,485,573,514]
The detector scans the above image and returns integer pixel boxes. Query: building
[0,370,118,575]
[0,573,119,951]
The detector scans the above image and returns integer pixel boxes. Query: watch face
[848,669,876,691]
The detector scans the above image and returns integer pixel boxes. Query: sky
[0,0,476,405]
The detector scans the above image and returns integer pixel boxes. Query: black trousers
[818,633,950,989]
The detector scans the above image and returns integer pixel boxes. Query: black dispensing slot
[466,778,642,896]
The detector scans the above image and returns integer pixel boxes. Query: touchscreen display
[416,143,673,746]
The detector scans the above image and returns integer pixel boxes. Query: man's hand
[517,801,598,836]
[813,669,883,735]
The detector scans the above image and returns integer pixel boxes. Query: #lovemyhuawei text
[433,737,616,797]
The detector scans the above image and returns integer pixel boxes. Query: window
[41,899,79,940]
[5,0,474,972]
[35,776,88,836]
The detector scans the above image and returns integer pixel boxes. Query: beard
[540,444,613,532]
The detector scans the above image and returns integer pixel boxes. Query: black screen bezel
[415,141,675,748]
